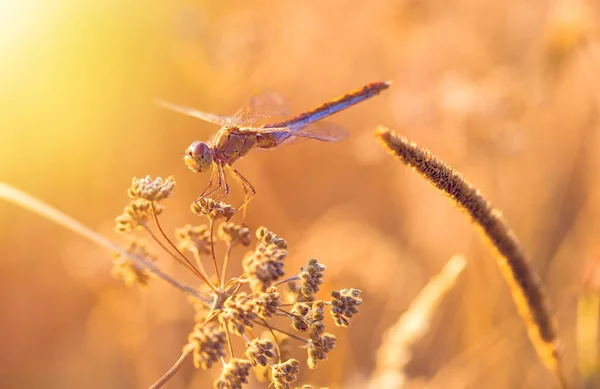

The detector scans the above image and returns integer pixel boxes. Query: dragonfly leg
[193,164,223,212]
[227,166,256,223]
[198,164,220,199]
[212,165,231,217]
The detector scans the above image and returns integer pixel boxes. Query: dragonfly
[156,81,391,218]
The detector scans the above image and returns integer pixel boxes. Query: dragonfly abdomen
[264,81,390,130]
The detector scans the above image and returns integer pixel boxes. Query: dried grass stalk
[0,181,205,300]
[369,255,466,389]
[577,288,600,382]
[374,127,565,385]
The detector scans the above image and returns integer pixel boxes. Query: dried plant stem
[150,204,215,290]
[220,243,233,290]
[209,219,222,288]
[252,320,308,343]
[577,289,600,383]
[142,225,205,282]
[258,317,283,362]
[191,248,211,282]
[369,255,466,389]
[275,308,296,319]
[225,325,235,358]
[375,127,566,386]
[148,349,192,389]
[272,275,300,287]
[0,182,209,303]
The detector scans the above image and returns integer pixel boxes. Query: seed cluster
[112,177,363,389]
[115,176,174,233]
[184,322,227,370]
[330,289,363,327]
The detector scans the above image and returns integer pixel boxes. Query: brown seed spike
[374,126,564,382]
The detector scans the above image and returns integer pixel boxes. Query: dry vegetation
[2,1,600,388]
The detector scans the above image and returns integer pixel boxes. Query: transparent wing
[231,89,291,126]
[242,90,290,117]
[155,99,233,127]
[258,121,349,145]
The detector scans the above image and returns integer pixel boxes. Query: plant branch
[148,349,192,389]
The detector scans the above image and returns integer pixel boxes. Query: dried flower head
[219,222,252,246]
[191,198,236,220]
[254,287,281,320]
[245,338,276,366]
[184,322,227,370]
[111,238,156,287]
[252,331,293,383]
[112,174,363,389]
[307,333,336,369]
[291,302,311,332]
[243,239,287,292]
[128,175,175,202]
[176,224,211,254]
[272,359,300,389]
[256,226,287,249]
[214,358,252,389]
[115,199,157,233]
[219,292,257,336]
[330,289,363,327]
[299,259,326,299]
[290,301,325,334]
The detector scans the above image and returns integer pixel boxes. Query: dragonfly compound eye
[185,141,213,173]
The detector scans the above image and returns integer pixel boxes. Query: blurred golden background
[1,0,600,388]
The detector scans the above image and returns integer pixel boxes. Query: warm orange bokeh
[2,1,600,388]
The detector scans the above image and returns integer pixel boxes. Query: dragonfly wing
[240,89,290,117]
[155,99,232,127]
[259,121,349,145]
[230,89,291,126]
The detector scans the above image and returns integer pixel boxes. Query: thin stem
[208,219,222,288]
[224,325,235,359]
[252,320,308,343]
[242,333,252,343]
[225,273,249,291]
[220,243,233,289]
[275,307,296,319]
[148,349,192,389]
[272,275,300,287]
[190,247,211,282]
[259,317,282,362]
[150,204,215,290]
[142,225,200,277]
[0,182,210,302]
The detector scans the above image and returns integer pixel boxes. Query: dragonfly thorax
[185,141,214,173]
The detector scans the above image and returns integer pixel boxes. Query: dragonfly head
[184,141,213,173]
